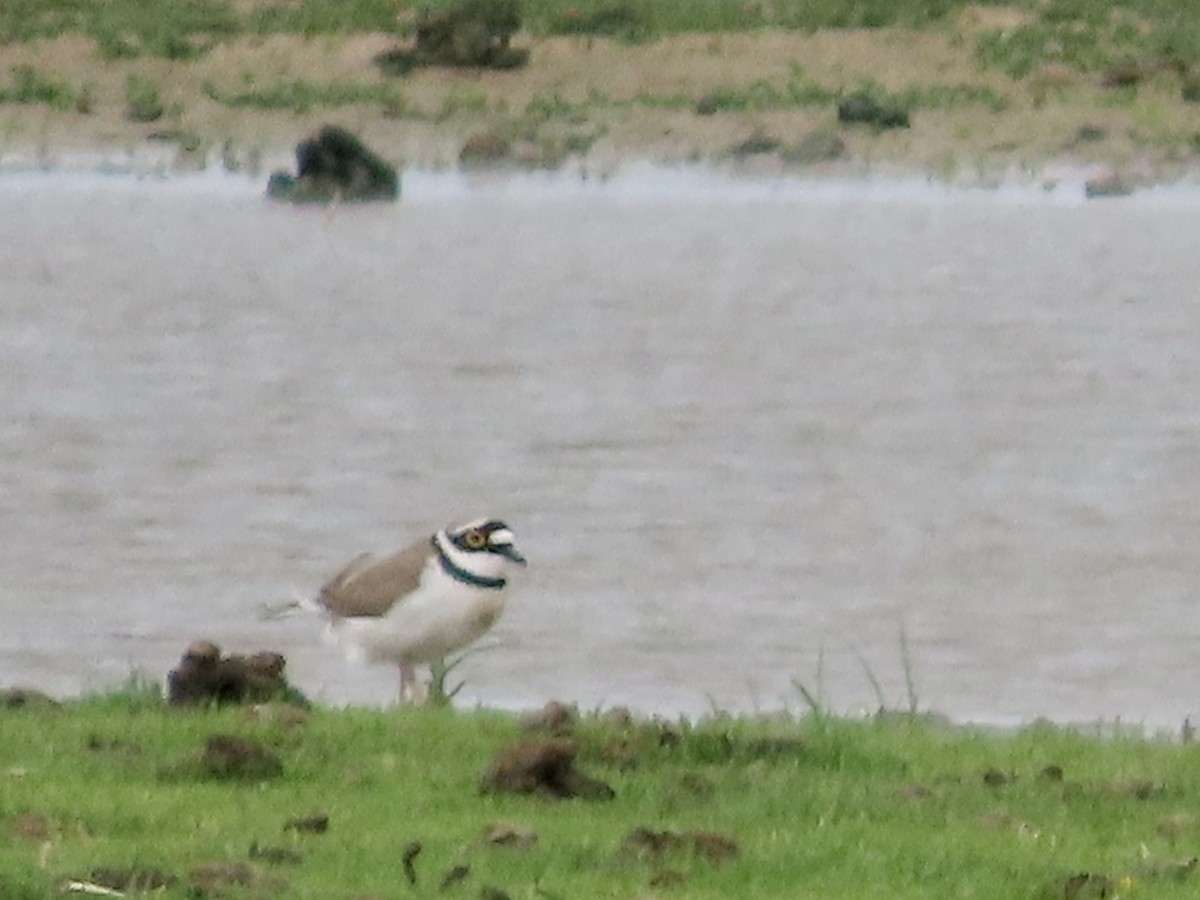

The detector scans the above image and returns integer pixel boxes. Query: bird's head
[447,518,527,566]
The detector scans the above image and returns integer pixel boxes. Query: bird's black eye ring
[463,530,487,550]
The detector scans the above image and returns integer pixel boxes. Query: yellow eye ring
[463,530,487,550]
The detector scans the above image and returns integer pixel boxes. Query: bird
[307,518,526,703]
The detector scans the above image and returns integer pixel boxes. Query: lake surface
[3,160,1199,727]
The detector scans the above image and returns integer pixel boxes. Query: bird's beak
[497,544,527,566]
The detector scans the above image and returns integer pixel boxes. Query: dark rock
[481,738,615,800]
[267,126,399,204]
[201,734,283,780]
[837,92,910,129]
[284,812,329,834]
[168,640,301,706]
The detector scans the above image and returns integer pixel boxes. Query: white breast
[331,562,507,666]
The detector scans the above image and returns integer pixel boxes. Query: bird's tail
[256,593,318,622]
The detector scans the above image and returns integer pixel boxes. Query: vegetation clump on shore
[3,682,1200,898]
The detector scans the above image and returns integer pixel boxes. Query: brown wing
[316,538,434,619]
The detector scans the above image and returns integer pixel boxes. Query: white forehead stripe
[489,528,515,546]
[452,517,492,533]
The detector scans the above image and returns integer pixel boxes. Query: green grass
[124,74,165,122]
[4,0,1200,72]
[0,65,83,111]
[203,78,408,114]
[3,689,1200,899]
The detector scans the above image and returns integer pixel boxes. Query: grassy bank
[3,0,1200,62]
[3,688,1200,898]
[1,0,1200,174]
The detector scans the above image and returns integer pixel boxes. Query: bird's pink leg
[398,662,417,703]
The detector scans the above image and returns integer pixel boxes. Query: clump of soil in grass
[401,841,421,886]
[482,821,538,849]
[189,860,284,897]
[982,767,1014,787]
[167,640,302,706]
[8,812,54,841]
[621,827,741,863]
[481,738,615,800]
[438,864,471,891]
[164,733,284,781]
[837,92,910,129]
[283,812,329,834]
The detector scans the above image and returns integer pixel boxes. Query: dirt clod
[482,821,538,849]
[200,734,283,780]
[622,827,740,863]
[402,840,422,886]
[9,812,54,840]
[481,738,615,800]
[284,813,329,834]
[438,864,470,891]
[168,641,300,707]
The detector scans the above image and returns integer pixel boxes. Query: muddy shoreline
[3,22,1200,185]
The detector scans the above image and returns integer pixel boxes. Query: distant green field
[3,0,1200,77]
[3,688,1200,899]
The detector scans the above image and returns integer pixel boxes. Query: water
[3,162,1200,727]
